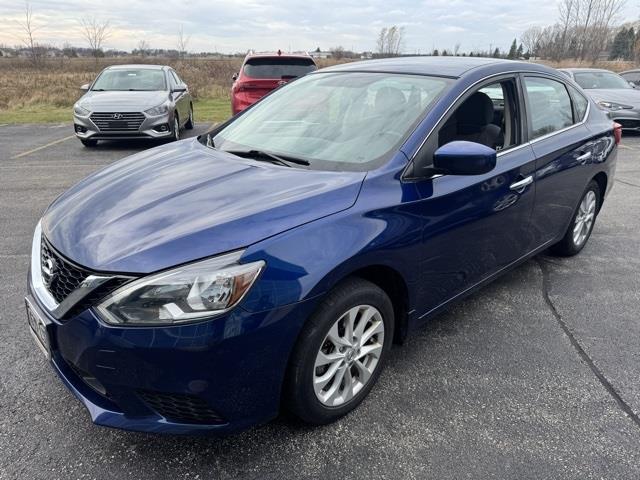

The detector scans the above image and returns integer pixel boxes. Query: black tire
[550,180,601,257]
[80,139,98,147]
[172,114,180,141]
[185,105,194,130]
[284,277,394,425]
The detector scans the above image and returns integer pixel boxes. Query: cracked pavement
[1,124,639,479]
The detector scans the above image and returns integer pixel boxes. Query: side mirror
[232,72,238,81]
[172,86,187,93]
[629,81,636,88]
[80,83,90,91]
[433,141,496,175]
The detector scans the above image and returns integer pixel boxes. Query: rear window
[573,72,631,90]
[243,57,316,79]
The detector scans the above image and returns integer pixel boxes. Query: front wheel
[285,277,394,425]
[172,114,180,141]
[185,105,194,130]
[550,180,601,256]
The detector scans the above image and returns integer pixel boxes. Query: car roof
[105,64,168,70]
[620,69,640,74]
[245,52,312,59]
[558,67,613,73]
[318,56,554,78]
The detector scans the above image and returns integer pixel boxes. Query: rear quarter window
[243,57,317,79]
[568,85,589,122]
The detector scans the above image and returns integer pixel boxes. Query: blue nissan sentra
[26,57,618,434]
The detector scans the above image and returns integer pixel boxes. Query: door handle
[576,151,592,164]
[509,175,533,193]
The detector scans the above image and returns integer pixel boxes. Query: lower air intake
[138,390,225,425]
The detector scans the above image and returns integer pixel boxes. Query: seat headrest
[374,87,406,114]
[457,92,494,128]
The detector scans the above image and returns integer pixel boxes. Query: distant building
[309,50,332,59]
[360,51,373,59]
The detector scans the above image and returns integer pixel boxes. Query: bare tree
[520,26,543,57]
[79,16,111,63]
[16,1,42,67]
[176,24,190,59]
[137,39,150,57]
[375,25,405,56]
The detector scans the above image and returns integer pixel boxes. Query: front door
[409,76,537,316]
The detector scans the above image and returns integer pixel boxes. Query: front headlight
[144,104,169,116]
[597,101,633,111]
[74,104,90,116]
[96,251,264,326]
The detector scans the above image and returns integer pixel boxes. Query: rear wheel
[285,277,394,424]
[185,105,194,130]
[550,180,601,256]
[80,139,97,147]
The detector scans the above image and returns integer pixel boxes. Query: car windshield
[243,57,316,79]
[92,69,166,91]
[573,71,630,90]
[212,72,452,171]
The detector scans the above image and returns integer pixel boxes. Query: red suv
[231,51,317,114]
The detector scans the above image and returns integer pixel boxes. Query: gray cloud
[1,0,637,53]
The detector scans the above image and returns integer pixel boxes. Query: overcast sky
[0,0,638,54]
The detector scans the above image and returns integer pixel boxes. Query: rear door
[522,75,596,246]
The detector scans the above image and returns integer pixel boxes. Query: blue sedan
[26,57,618,434]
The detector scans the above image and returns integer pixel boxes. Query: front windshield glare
[213,72,452,170]
[92,69,167,91]
[574,72,631,90]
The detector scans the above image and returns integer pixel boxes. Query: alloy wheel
[573,190,596,246]
[313,305,385,407]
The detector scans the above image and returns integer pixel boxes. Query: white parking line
[11,135,75,159]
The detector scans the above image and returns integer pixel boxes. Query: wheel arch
[592,171,607,213]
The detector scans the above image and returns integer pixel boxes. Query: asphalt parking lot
[1,123,639,479]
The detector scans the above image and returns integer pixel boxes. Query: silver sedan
[73,64,193,147]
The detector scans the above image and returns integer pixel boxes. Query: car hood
[585,88,640,107]
[42,139,365,273]
[80,90,170,111]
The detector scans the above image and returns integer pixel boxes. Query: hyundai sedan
[27,57,618,435]
[73,64,193,147]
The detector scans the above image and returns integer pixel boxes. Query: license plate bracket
[25,298,51,359]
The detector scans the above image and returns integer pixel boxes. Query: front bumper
[608,109,640,131]
[26,280,318,435]
[73,111,174,141]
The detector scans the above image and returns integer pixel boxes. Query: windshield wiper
[225,149,310,167]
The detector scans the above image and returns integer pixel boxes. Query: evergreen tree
[493,47,501,58]
[507,39,517,59]
[610,28,628,60]
[432,49,439,56]
[516,43,524,58]
[442,49,449,56]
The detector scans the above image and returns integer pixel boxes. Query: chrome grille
[90,112,145,132]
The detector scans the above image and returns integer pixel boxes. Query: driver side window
[438,79,520,152]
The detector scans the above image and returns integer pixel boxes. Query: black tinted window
[243,57,316,79]
[524,77,573,139]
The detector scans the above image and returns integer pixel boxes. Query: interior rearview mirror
[433,141,497,176]
[80,83,90,91]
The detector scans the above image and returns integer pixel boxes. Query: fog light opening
[153,124,170,133]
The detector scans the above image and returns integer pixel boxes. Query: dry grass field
[0,56,635,124]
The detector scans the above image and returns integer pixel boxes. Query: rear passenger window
[568,85,588,122]
[524,77,573,139]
